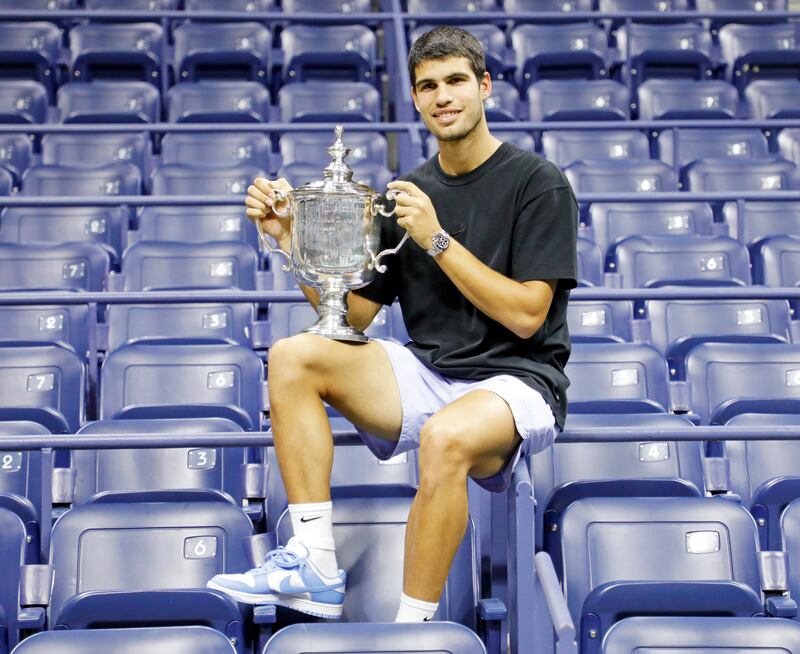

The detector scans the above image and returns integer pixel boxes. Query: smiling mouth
[433,109,462,122]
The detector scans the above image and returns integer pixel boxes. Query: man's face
[411,56,490,143]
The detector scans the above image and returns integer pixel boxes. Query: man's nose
[434,85,452,105]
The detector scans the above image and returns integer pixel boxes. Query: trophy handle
[370,189,411,273]
[255,205,293,272]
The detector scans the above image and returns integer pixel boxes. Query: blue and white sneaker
[206,537,346,619]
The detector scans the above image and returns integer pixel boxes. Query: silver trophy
[256,125,409,342]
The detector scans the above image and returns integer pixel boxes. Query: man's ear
[411,86,420,112]
[480,72,492,100]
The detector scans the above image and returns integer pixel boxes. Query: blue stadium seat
[0,342,84,433]
[505,0,593,10]
[278,81,380,122]
[565,342,672,414]
[576,236,604,287]
[72,418,253,507]
[427,129,535,156]
[0,206,126,265]
[0,22,60,95]
[542,130,650,169]
[481,80,519,121]
[173,22,270,82]
[281,24,376,83]
[151,164,265,196]
[600,0,690,10]
[0,167,11,196]
[781,500,800,603]
[280,130,387,166]
[166,81,269,123]
[564,160,678,193]
[21,162,141,196]
[279,161,392,191]
[529,80,630,121]
[588,202,715,259]
[613,235,752,288]
[0,0,74,7]
[121,242,258,292]
[0,303,91,359]
[685,342,800,424]
[779,127,800,166]
[722,200,800,249]
[106,302,255,350]
[184,0,275,10]
[616,22,713,91]
[746,80,800,119]
[658,128,770,170]
[161,133,270,171]
[41,132,152,178]
[646,298,791,376]
[283,0,371,10]
[410,23,507,81]
[753,235,800,286]
[550,496,763,644]
[69,22,164,83]
[407,0,497,11]
[57,81,161,123]
[85,0,179,7]
[719,22,800,92]
[136,205,258,250]
[566,300,635,342]
[11,627,240,654]
[0,242,109,292]
[602,617,800,654]
[0,506,27,654]
[48,495,253,652]
[0,80,47,123]
[637,79,739,120]
[263,623,486,654]
[100,340,264,429]
[683,158,800,192]
[0,134,32,185]
[533,412,701,551]
[696,0,786,10]
[511,23,609,91]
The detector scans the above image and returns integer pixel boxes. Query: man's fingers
[253,177,274,196]
[246,207,267,221]
[388,179,421,195]
[247,184,271,205]
[245,196,268,212]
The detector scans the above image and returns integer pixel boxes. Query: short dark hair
[407,25,486,87]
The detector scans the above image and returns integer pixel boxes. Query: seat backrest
[41,133,151,175]
[753,235,800,286]
[481,79,519,121]
[560,497,761,627]
[638,79,739,120]
[57,81,160,123]
[0,342,84,433]
[0,134,32,183]
[0,303,91,360]
[719,22,800,68]
[564,342,671,414]
[0,242,109,292]
[528,80,630,121]
[779,128,800,166]
[599,0,690,9]
[136,205,258,249]
[278,81,380,122]
[686,342,800,424]
[0,507,25,653]
[150,163,264,196]
[69,22,163,82]
[0,0,74,7]
[0,21,60,69]
[283,0,371,10]
[280,130,387,167]
[613,235,752,288]
[121,241,257,292]
[49,496,253,622]
[567,300,634,343]
[21,162,141,196]
[543,130,649,169]
[99,340,263,430]
[86,0,179,7]
[576,237,603,287]
[589,202,714,258]
[658,128,770,170]
[565,160,678,193]
[0,80,47,123]
[696,0,786,9]
[505,0,593,10]
[161,133,270,170]
[281,24,375,82]
[173,22,270,82]
[410,23,506,78]
[166,81,269,123]
[72,418,248,505]
[407,0,496,10]
[722,200,800,249]
[0,421,49,530]
[746,80,800,119]
[616,20,711,62]
[0,167,11,195]
[10,626,238,654]
[685,158,800,192]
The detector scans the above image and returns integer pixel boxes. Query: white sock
[288,501,339,578]
[395,592,439,622]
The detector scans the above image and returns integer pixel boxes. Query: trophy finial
[324,124,353,182]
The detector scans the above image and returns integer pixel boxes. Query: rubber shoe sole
[206,581,344,619]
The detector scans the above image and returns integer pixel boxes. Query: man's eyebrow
[415,73,470,88]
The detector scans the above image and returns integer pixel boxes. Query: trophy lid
[290,125,376,196]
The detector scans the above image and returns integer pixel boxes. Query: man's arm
[388,180,556,340]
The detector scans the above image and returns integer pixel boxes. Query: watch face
[433,232,449,250]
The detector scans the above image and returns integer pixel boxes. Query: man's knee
[419,416,471,483]
[268,333,329,389]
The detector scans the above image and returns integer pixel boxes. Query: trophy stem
[303,280,369,343]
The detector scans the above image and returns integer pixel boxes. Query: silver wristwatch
[426,230,451,257]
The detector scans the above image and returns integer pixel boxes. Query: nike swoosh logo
[423,617,432,622]
[300,515,322,523]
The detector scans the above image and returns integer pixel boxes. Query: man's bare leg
[402,390,520,603]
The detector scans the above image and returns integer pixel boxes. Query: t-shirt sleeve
[511,183,579,289]
[352,218,401,306]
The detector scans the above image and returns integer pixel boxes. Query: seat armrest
[20,564,53,607]
[17,607,46,630]
[534,552,578,654]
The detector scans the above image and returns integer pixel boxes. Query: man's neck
[437,125,503,176]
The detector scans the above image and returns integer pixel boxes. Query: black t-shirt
[354,142,579,429]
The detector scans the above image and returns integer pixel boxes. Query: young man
[207,26,578,622]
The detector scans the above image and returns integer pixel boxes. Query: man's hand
[246,177,293,252]
[387,180,442,252]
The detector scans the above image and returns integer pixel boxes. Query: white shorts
[356,338,557,493]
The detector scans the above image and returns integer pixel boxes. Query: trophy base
[302,282,369,343]
[303,322,370,343]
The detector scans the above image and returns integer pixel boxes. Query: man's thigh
[425,390,521,480]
